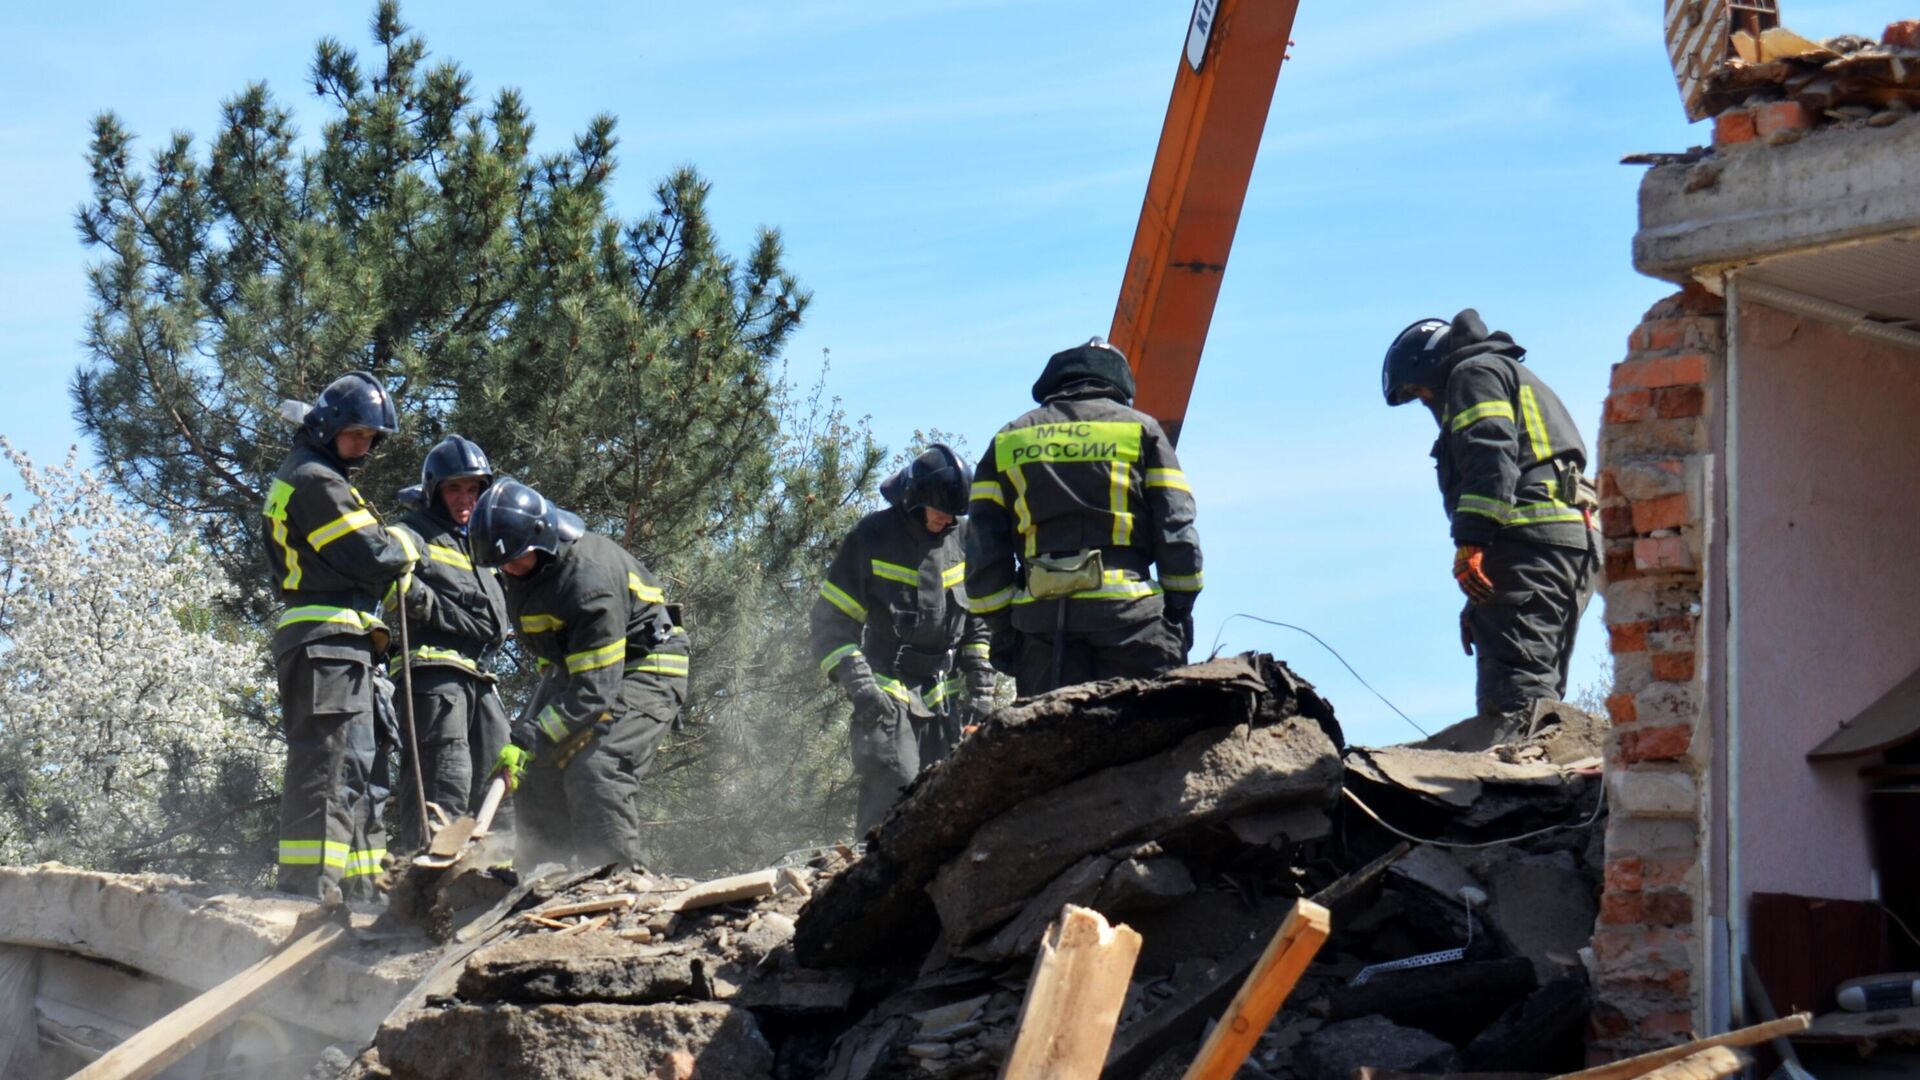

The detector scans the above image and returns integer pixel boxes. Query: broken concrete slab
[1328,956,1537,1043]
[1348,747,1565,809]
[457,931,708,1004]
[1295,1014,1463,1080]
[1485,855,1601,982]
[1227,804,1332,849]
[1095,856,1196,915]
[375,1001,775,1080]
[928,716,1341,947]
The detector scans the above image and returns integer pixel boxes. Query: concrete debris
[373,1002,775,1080]
[1294,1014,1463,1080]
[1694,20,1920,142]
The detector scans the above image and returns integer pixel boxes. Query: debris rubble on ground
[314,653,1612,1080]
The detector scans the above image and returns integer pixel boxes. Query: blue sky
[1,1,1905,745]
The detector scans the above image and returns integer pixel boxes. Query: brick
[1652,651,1696,682]
[1606,692,1639,725]
[1612,353,1709,391]
[1631,494,1692,533]
[1642,857,1695,890]
[1604,416,1707,459]
[1601,505,1636,539]
[1713,108,1758,148]
[1886,19,1920,49]
[1754,100,1813,137]
[1588,1004,1632,1041]
[1655,384,1706,419]
[1599,968,1693,998]
[1604,577,1699,623]
[1612,460,1685,501]
[1605,857,1644,893]
[1599,890,1644,925]
[1635,535,1695,572]
[1605,547,1641,583]
[1630,315,1722,354]
[1606,390,1653,424]
[1639,1009,1695,1040]
[1597,468,1619,499]
[1646,284,1724,320]
[1621,724,1691,763]
[1609,621,1649,653]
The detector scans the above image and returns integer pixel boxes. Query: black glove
[1165,601,1196,656]
[847,677,896,726]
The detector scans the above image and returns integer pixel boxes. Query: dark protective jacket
[965,386,1202,634]
[388,507,509,679]
[1434,340,1594,551]
[262,433,414,658]
[809,505,992,709]
[501,531,689,748]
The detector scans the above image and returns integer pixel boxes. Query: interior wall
[1735,300,1920,901]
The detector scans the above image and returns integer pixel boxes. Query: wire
[1210,613,1430,738]
[1341,775,1609,850]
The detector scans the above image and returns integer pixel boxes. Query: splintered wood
[1634,1046,1749,1080]
[1181,899,1331,1080]
[1000,905,1142,1080]
[1557,1013,1809,1080]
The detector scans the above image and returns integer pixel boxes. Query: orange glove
[1453,544,1494,602]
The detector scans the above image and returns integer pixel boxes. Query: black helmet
[303,372,400,445]
[1032,337,1136,404]
[421,434,494,506]
[1381,317,1452,406]
[467,478,585,567]
[881,444,971,522]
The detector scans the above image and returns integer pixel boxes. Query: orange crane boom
[1109,0,1301,444]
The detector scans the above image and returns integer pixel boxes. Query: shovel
[413,775,508,870]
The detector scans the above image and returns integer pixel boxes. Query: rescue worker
[810,444,995,834]
[966,338,1203,697]
[261,372,415,900]
[386,435,512,849]
[1382,308,1601,738]
[470,479,688,869]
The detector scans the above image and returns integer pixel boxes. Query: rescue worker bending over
[810,444,994,834]
[1382,309,1601,739]
[262,372,414,900]
[386,435,512,849]
[966,338,1203,696]
[471,479,688,869]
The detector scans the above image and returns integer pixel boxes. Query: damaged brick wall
[1588,286,1721,1056]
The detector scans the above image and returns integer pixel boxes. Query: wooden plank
[1000,905,1142,1080]
[1634,1046,1746,1080]
[1180,899,1330,1080]
[536,894,637,919]
[69,922,347,1080]
[659,869,778,913]
[1554,1014,1808,1080]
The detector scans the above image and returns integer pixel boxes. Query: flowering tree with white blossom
[0,441,274,875]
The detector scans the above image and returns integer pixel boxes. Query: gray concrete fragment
[457,931,704,1004]
[1226,805,1331,848]
[1095,857,1197,914]
[1294,1014,1462,1080]
[1485,857,1600,982]
[376,1001,774,1080]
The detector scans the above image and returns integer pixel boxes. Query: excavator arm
[1110,0,1302,444]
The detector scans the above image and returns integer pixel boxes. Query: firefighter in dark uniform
[810,445,995,834]
[1382,309,1602,738]
[262,372,415,900]
[386,435,512,849]
[470,479,688,869]
[966,338,1203,697]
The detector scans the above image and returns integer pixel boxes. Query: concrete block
[1608,769,1698,819]
[1612,460,1686,501]
[1603,814,1699,859]
[1602,578,1700,624]
[1602,416,1708,459]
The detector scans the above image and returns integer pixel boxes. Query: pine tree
[72,2,883,873]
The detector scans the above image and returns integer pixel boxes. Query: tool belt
[891,644,955,683]
[1026,550,1104,600]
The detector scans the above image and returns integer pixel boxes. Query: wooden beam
[658,869,778,913]
[1000,905,1143,1080]
[1633,1046,1747,1080]
[1555,1014,1808,1080]
[69,922,347,1080]
[1180,899,1330,1080]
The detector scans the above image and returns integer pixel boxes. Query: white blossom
[0,441,269,867]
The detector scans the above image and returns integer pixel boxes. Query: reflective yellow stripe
[970,480,1005,507]
[537,704,569,743]
[263,479,302,589]
[389,645,481,675]
[1507,501,1585,525]
[961,641,991,658]
[872,674,913,702]
[1455,494,1513,524]
[520,613,566,633]
[1110,461,1133,546]
[968,586,1015,615]
[627,572,665,604]
[1011,570,1163,604]
[941,562,966,589]
[1162,572,1204,592]
[819,581,867,622]
[1518,385,1552,462]
[428,543,470,570]
[391,527,420,563]
[344,847,387,877]
[278,839,350,869]
[536,657,551,671]
[307,508,378,551]
[1449,400,1516,432]
[566,638,627,674]
[627,652,690,676]
[277,605,381,631]
[1007,465,1037,559]
[820,643,862,674]
[1146,467,1192,493]
[870,559,918,586]
[925,675,966,707]
[994,421,1143,470]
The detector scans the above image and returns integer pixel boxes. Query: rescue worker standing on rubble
[470,479,688,869]
[262,372,415,900]
[810,444,996,834]
[386,435,512,849]
[966,338,1203,697]
[1382,309,1602,738]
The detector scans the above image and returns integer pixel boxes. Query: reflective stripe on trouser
[395,666,514,851]
[1467,536,1598,719]
[275,636,387,901]
[515,671,686,870]
[1011,614,1187,699]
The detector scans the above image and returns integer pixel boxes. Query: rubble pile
[1700,20,1920,139]
[348,655,1609,1080]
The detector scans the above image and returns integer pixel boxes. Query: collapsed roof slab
[1634,117,1920,283]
